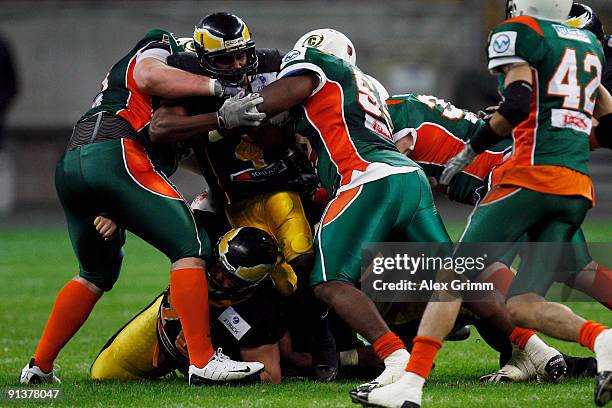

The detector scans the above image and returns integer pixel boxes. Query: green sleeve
[487,20,544,73]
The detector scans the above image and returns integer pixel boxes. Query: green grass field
[0,221,610,407]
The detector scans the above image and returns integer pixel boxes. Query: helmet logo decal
[303,34,324,47]
[565,12,590,29]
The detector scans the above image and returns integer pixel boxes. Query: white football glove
[217,91,266,129]
[440,144,478,185]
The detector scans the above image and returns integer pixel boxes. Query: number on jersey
[352,69,393,140]
[547,48,602,115]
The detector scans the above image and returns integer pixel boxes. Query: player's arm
[149,94,265,144]
[470,63,532,152]
[134,58,217,98]
[133,44,240,99]
[593,84,612,149]
[440,63,532,184]
[257,74,319,116]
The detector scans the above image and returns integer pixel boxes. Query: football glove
[211,78,244,98]
[217,91,266,129]
[440,144,477,185]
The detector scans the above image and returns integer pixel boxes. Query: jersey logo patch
[283,48,303,63]
[553,25,591,44]
[551,108,592,134]
[218,306,251,340]
[489,31,517,58]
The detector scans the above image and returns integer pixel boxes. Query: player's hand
[217,91,266,129]
[440,145,478,185]
[211,78,244,98]
[477,104,500,121]
[94,215,118,241]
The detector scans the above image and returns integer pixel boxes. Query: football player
[220,27,492,394]
[388,93,612,315]
[354,1,612,406]
[147,13,338,381]
[386,92,604,383]
[19,25,264,385]
[90,210,286,384]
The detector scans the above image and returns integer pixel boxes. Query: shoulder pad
[166,52,203,75]
[256,48,283,73]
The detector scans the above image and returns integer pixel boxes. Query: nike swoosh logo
[228,367,251,373]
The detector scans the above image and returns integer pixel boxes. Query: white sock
[594,329,612,372]
[524,334,556,359]
[384,348,410,368]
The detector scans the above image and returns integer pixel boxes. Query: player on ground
[19,25,264,385]
[353,1,612,406]
[90,205,286,384]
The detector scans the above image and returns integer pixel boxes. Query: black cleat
[562,353,597,378]
[315,364,338,382]
[349,388,371,405]
[446,325,471,342]
[595,371,612,406]
[542,354,567,383]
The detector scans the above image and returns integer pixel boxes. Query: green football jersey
[80,29,185,132]
[387,94,483,144]
[387,94,511,205]
[487,16,605,175]
[279,47,418,194]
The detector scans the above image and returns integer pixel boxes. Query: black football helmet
[193,12,258,83]
[206,227,280,298]
[566,3,605,42]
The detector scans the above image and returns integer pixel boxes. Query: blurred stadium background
[1,0,612,224]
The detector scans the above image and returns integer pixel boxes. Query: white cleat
[188,349,264,385]
[480,346,537,383]
[20,359,61,385]
[357,349,410,392]
[522,335,567,383]
[350,372,423,408]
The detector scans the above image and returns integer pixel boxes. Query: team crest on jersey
[553,25,591,44]
[489,31,517,58]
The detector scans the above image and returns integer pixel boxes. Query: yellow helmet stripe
[194,28,224,52]
[242,25,251,41]
[218,227,242,259]
[236,264,271,282]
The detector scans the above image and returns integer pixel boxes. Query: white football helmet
[294,28,356,66]
[506,0,573,22]
[366,75,390,101]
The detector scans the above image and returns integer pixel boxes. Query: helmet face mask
[506,0,516,19]
[193,12,258,84]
